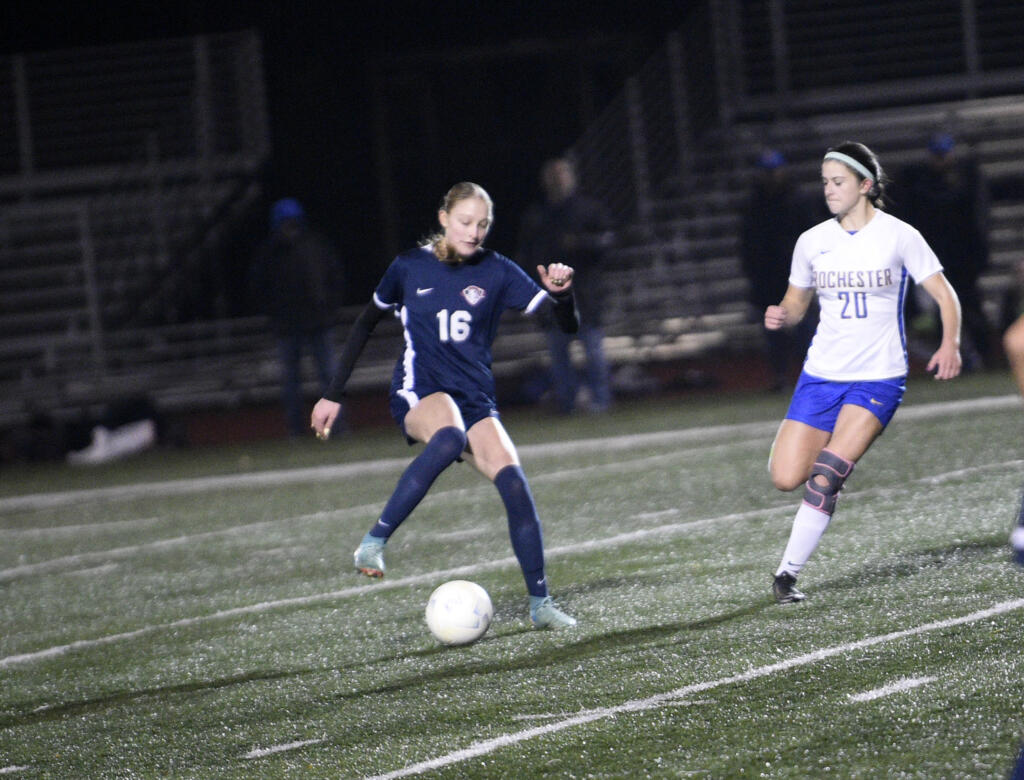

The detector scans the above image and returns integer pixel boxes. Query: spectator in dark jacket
[249,198,345,437]
[517,158,615,414]
[893,133,991,369]
[739,149,828,391]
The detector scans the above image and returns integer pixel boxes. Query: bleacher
[2,4,1023,437]
[565,0,1024,368]
[601,95,1024,363]
[0,32,269,430]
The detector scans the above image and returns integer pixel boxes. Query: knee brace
[802,449,854,515]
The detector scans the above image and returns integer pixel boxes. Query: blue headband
[823,151,874,181]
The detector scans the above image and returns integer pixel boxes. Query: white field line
[2,455,1021,668]
[0,459,413,513]
[364,600,1024,780]
[4,445,1018,585]
[0,506,377,583]
[2,450,1018,670]
[0,516,164,538]
[64,562,120,578]
[0,427,767,514]
[527,438,765,485]
[917,462,1024,485]
[511,699,713,722]
[0,440,767,582]
[243,737,325,759]
[894,394,1021,420]
[0,438,749,577]
[2,394,1016,514]
[0,507,783,669]
[0,768,30,775]
[2,397,1015,667]
[848,675,938,703]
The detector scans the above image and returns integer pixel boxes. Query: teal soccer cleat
[530,596,577,629]
[353,536,386,578]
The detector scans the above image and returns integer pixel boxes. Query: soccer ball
[425,580,493,646]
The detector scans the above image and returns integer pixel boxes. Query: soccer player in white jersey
[310,182,578,628]
[764,141,963,603]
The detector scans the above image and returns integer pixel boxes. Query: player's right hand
[764,305,788,330]
[311,398,341,440]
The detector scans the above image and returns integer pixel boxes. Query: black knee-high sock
[494,464,547,598]
[367,426,466,540]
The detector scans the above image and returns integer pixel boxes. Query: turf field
[2,372,1023,778]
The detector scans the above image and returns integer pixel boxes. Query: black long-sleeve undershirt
[323,302,389,402]
[546,287,579,334]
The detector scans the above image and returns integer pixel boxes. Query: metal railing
[0,31,268,184]
[572,0,1024,226]
[0,31,270,429]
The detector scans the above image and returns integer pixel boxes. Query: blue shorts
[785,371,906,432]
[389,389,499,445]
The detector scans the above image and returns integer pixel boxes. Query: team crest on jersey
[461,285,486,306]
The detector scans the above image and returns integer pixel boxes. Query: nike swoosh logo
[818,249,832,255]
[869,398,883,406]
[416,287,434,295]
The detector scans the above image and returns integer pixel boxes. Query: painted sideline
[243,738,325,760]
[848,676,937,703]
[0,506,784,669]
[0,442,761,583]
[364,599,1024,780]
[2,455,1020,668]
[1,394,1017,513]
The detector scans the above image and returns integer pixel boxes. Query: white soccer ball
[425,580,493,646]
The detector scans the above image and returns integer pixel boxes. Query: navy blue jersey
[374,247,548,409]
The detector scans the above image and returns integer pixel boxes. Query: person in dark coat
[893,133,991,369]
[517,157,615,414]
[739,149,828,391]
[250,198,345,437]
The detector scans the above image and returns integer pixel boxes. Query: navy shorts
[785,371,906,432]
[389,389,499,445]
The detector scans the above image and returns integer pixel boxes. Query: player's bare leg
[467,417,576,628]
[771,406,882,601]
[354,393,467,578]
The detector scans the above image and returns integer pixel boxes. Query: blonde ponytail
[424,182,494,264]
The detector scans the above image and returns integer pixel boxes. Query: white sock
[1011,525,1024,551]
[775,503,831,577]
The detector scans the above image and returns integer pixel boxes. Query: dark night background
[1,2,695,303]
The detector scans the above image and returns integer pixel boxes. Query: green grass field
[2,372,1023,778]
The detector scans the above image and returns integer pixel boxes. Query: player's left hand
[926,342,962,380]
[538,262,574,292]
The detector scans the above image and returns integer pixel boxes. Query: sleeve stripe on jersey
[525,289,549,314]
[372,292,396,309]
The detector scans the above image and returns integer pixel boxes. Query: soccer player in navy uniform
[764,142,963,603]
[311,182,578,628]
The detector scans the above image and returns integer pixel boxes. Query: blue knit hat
[928,133,955,156]
[756,149,786,169]
[270,198,306,230]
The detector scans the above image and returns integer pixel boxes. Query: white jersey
[790,210,942,381]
